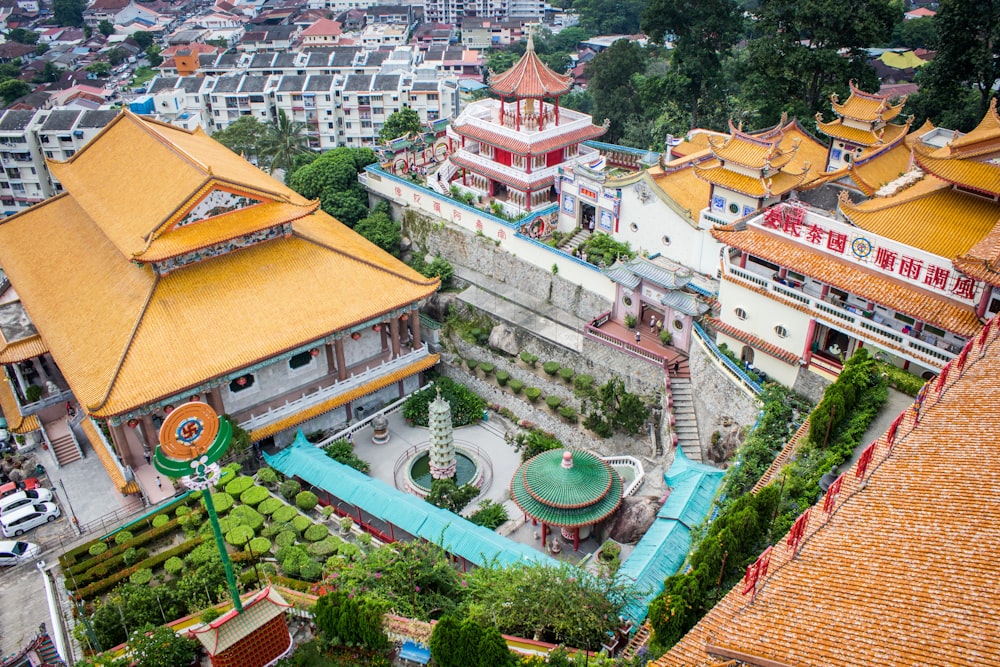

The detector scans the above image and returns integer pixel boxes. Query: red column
[334,339,347,380]
[803,318,817,365]
[739,252,748,269]
[525,190,531,211]
[516,98,521,131]
[573,526,580,551]
[554,95,560,125]
[389,318,401,358]
[540,523,547,545]
[977,285,992,318]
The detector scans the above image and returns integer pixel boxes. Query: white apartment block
[0,109,118,217]
[426,0,543,24]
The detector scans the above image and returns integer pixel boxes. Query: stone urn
[371,414,390,445]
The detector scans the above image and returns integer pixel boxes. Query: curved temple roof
[511,449,623,527]
[488,32,573,99]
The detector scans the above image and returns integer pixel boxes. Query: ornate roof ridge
[487,30,573,98]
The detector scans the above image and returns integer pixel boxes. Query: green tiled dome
[510,450,623,528]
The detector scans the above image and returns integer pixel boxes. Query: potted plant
[625,314,637,330]
[659,329,673,346]
[339,516,354,535]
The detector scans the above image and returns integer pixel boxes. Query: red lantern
[401,313,409,321]
[126,418,139,428]
[236,376,248,386]
[164,405,175,414]
[310,348,320,357]
[373,324,381,332]
[351,332,361,340]
[189,394,200,402]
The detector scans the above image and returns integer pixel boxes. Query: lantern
[401,313,409,321]
[373,324,381,332]
[164,405,175,414]
[189,394,200,402]
[310,348,320,357]
[236,376,248,387]
[127,418,139,428]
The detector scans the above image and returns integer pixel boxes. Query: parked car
[0,540,40,566]
[0,489,53,516]
[0,502,60,537]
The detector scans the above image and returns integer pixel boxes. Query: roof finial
[561,451,574,469]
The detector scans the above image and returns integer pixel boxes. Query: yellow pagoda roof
[0,333,47,364]
[954,219,1000,287]
[47,111,307,261]
[839,178,1000,258]
[0,377,39,435]
[830,80,907,123]
[0,127,439,419]
[708,120,798,170]
[848,141,914,196]
[650,164,712,221]
[694,159,809,198]
[935,97,1000,158]
[816,114,911,148]
[656,328,1000,667]
[913,149,1000,197]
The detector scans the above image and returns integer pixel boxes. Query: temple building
[815,80,913,172]
[654,316,1000,667]
[0,111,439,495]
[444,32,609,212]
[709,100,1000,389]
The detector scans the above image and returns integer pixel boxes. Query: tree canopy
[353,208,402,255]
[131,30,154,50]
[259,109,311,175]
[586,39,647,143]
[572,0,645,34]
[54,0,86,26]
[212,116,267,163]
[378,107,422,143]
[286,146,376,227]
[0,80,30,105]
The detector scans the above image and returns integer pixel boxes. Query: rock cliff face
[604,495,663,544]
[705,416,745,465]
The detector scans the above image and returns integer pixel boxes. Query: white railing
[239,346,431,432]
[725,262,956,367]
[603,455,645,498]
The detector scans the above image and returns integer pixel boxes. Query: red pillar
[541,523,547,545]
[803,318,817,365]
[977,285,992,318]
[573,527,580,551]
[554,95,560,125]
[739,252,748,269]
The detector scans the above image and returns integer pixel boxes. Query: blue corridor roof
[265,432,555,569]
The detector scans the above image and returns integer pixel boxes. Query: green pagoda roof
[510,450,623,528]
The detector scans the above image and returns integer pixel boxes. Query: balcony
[723,255,958,368]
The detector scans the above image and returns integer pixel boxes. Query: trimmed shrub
[163,556,184,576]
[229,505,265,532]
[307,536,341,558]
[272,505,297,523]
[558,367,575,382]
[151,514,169,528]
[278,546,310,578]
[300,560,323,581]
[226,525,255,546]
[279,479,301,502]
[496,370,509,386]
[224,475,254,496]
[304,523,329,542]
[468,499,508,530]
[573,374,595,396]
[510,379,524,394]
[291,515,312,534]
[479,362,494,376]
[275,530,297,548]
[401,377,487,427]
[73,537,204,600]
[258,497,283,515]
[247,537,271,554]
[88,542,109,557]
[519,351,538,367]
[215,466,237,489]
[560,406,577,422]
[262,521,290,538]
[295,490,319,512]
[114,531,134,546]
[545,395,562,410]
[465,359,478,371]
[202,492,234,514]
[256,467,279,485]
[129,568,153,586]
[240,485,270,506]
[525,387,541,402]
[543,361,560,375]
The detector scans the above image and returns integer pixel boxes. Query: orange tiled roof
[650,165,712,220]
[708,121,797,170]
[450,120,606,157]
[694,160,808,198]
[48,111,307,260]
[815,114,910,148]
[713,224,983,337]
[0,377,39,434]
[81,418,139,494]
[846,141,913,196]
[913,151,1000,197]
[0,333,47,364]
[488,33,573,98]
[830,80,907,123]
[248,352,438,441]
[0,125,439,419]
[656,321,1000,667]
[954,218,1000,287]
[709,317,799,364]
[839,178,1000,258]
[938,97,1000,157]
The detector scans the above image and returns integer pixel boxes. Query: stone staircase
[429,159,457,195]
[620,621,651,662]
[49,431,81,466]
[561,227,590,254]
[669,376,702,462]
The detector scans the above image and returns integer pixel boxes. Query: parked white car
[0,539,40,565]
[0,502,60,537]
[0,488,54,516]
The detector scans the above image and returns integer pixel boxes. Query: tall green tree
[907,0,1000,131]
[353,209,402,255]
[573,0,645,34]
[0,80,30,105]
[378,107,422,142]
[98,19,114,36]
[642,0,743,129]
[259,109,310,176]
[287,146,375,227]
[8,28,39,44]
[212,115,266,162]
[53,0,86,26]
[586,39,646,143]
[740,0,898,124]
[131,30,154,50]
[33,62,61,84]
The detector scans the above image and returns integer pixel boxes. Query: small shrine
[189,587,293,667]
[428,389,456,479]
[815,81,912,172]
[511,449,623,551]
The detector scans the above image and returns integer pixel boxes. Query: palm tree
[259,109,310,177]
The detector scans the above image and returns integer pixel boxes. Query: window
[629,222,638,232]
[662,236,671,246]
[229,374,255,392]
[741,346,755,364]
[774,324,788,338]
[673,318,684,331]
[734,307,747,320]
[622,295,632,307]
[923,324,946,337]
[289,351,315,370]
[728,202,740,214]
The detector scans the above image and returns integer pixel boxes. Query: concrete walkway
[453,265,587,353]
[844,387,913,470]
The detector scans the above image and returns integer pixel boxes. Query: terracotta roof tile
[450,120,607,156]
[488,35,573,98]
[80,419,137,493]
[708,124,796,170]
[694,160,808,197]
[954,218,1000,287]
[846,141,913,196]
[713,225,983,337]
[709,317,800,365]
[816,116,909,148]
[656,320,1000,667]
[0,378,39,434]
[0,334,47,364]
[913,151,1000,197]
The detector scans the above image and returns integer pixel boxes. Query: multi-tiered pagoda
[445,33,608,212]
[815,81,912,172]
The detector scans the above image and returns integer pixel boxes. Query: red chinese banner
[935,363,950,391]
[741,563,759,595]
[787,509,809,555]
[855,442,876,480]
[823,473,844,514]
[886,412,905,449]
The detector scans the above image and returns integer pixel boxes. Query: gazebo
[511,449,623,551]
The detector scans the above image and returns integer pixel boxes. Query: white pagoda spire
[428,388,456,479]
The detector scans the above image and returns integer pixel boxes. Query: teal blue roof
[264,431,555,569]
[616,448,724,625]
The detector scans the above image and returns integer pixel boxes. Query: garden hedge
[258,497,284,515]
[304,523,329,542]
[225,476,254,497]
[73,536,205,600]
[272,505,298,523]
[240,485,270,506]
[296,490,319,512]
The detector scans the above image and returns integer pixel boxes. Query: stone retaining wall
[687,341,761,453]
